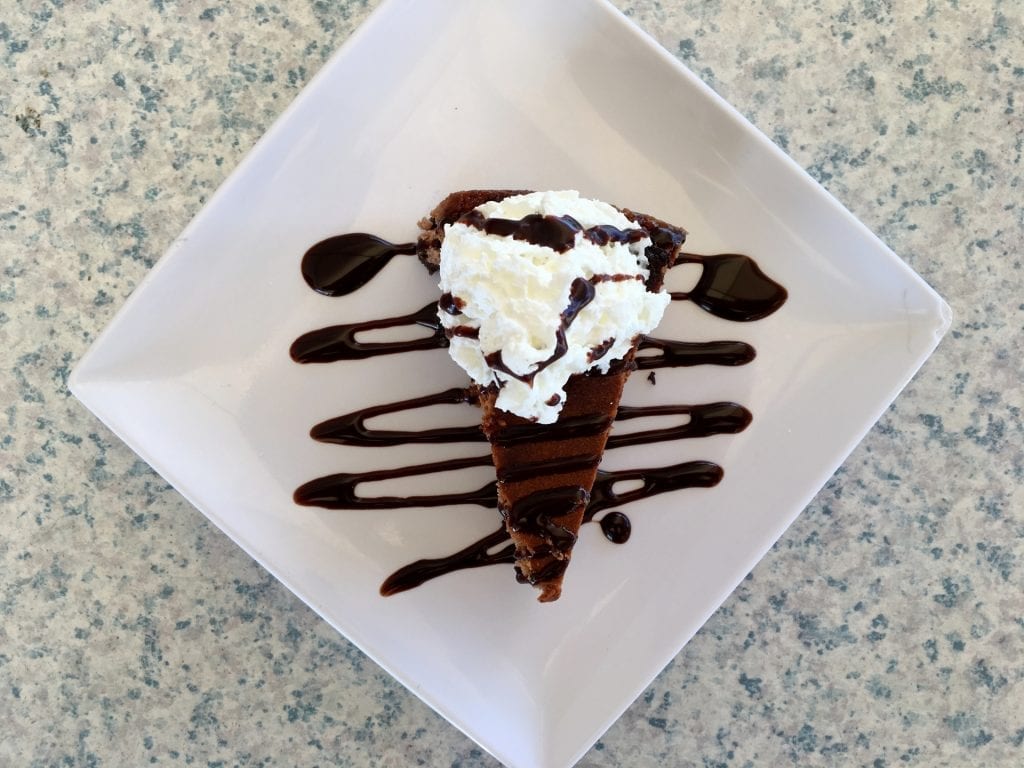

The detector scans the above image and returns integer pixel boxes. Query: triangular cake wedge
[418,190,685,601]
[476,357,636,600]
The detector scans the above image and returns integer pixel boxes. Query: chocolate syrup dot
[438,292,464,316]
[600,512,631,543]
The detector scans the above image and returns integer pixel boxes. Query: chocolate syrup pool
[291,229,787,596]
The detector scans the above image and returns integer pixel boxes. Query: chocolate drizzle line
[302,234,415,297]
[380,528,513,596]
[635,337,756,369]
[446,325,480,340]
[309,394,751,450]
[309,388,481,447]
[294,454,494,510]
[483,276,598,385]
[378,461,721,596]
[290,302,444,363]
[458,210,647,253]
[590,461,723,513]
[497,454,601,485]
[292,212,789,596]
[673,252,788,321]
[505,486,587,554]
[608,402,751,448]
[588,337,616,363]
[299,399,750,509]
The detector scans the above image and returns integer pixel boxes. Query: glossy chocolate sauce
[306,392,751,452]
[608,402,751,449]
[379,460,722,596]
[483,275,600,385]
[674,252,788,321]
[457,209,647,253]
[599,511,631,543]
[290,302,444,363]
[292,211,787,596]
[294,454,495,511]
[636,337,756,369]
[447,325,480,340]
[379,528,513,596]
[506,486,587,554]
[301,234,415,297]
[588,337,616,363]
[438,292,464,316]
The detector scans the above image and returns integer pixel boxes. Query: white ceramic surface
[70,0,951,766]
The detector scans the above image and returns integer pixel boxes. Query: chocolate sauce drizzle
[483,276,598,384]
[306,393,750,451]
[294,454,495,511]
[438,292,464,316]
[600,512,631,544]
[301,234,415,297]
[309,388,482,447]
[290,302,444,363]
[506,486,587,555]
[379,461,722,596]
[636,337,756,368]
[457,209,647,253]
[673,252,788,321]
[291,211,788,596]
[588,337,616,363]
[290,403,745,518]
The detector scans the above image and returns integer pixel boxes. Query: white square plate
[70,1,951,766]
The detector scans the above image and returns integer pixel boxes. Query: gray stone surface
[1,1,1021,766]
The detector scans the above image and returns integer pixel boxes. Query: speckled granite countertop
[2,1,1021,766]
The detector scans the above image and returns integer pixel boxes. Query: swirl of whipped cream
[438,190,670,423]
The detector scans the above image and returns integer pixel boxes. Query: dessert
[416,190,686,601]
[290,190,787,601]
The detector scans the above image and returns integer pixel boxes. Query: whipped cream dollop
[438,190,671,423]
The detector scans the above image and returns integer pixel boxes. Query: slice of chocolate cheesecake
[418,190,685,601]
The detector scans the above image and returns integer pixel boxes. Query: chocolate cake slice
[418,190,685,601]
